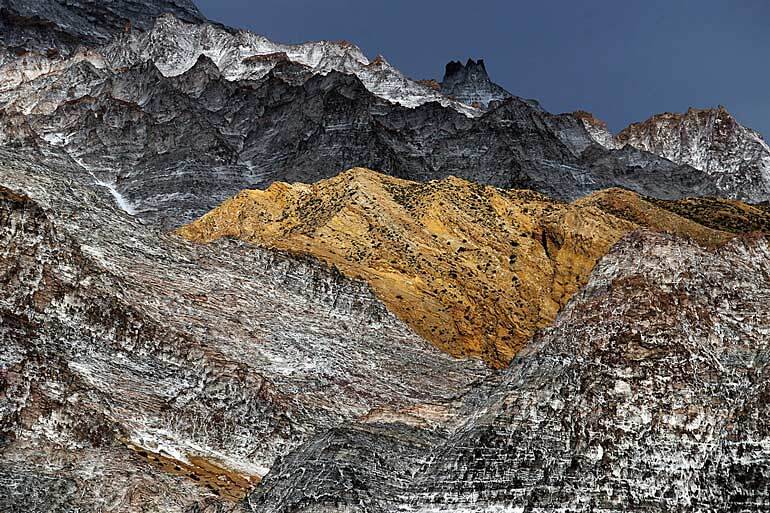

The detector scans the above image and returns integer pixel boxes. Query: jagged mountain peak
[619,105,738,135]
[97,14,480,115]
[569,109,621,149]
[444,58,487,77]
[440,57,512,108]
[617,105,770,201]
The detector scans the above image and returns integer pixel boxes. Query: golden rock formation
[178,169,751,368]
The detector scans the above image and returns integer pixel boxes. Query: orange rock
[178,169,750,367]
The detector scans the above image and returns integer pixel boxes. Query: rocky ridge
[616,106,770,202]
[249,231,770,512]
[2,2,770,512]
[0,148,488,511]
[3,14,762,230]
[0,0,205,60]
[180,169,760,367]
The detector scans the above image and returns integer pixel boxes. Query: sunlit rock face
[0,148,487,512]
[2,2,770,512]
[179,168,767,369]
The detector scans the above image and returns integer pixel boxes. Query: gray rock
[0,147,488,512]
[439,59,513,108]
[617,106,770,202]
[0,0,205,58]
[247,231,770,512]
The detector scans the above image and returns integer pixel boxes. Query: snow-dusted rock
[617,106,770,202]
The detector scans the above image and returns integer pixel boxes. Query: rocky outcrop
[2,14,755,229]
[617,106,770,202]
[572,109,621,149]
[440,58,513,108]
[248,231,770,512]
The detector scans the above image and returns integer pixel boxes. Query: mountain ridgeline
[2,2,770,513]
[1,13,769,229]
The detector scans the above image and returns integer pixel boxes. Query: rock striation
[249,231,770,512]
[2,1,770,511]
[180,169,762,368]
[179,168,634,367]
[3,14,761,229]
[0,148,488,511]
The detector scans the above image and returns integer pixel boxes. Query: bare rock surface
[617,107,770,202]
[1,14,748,229]
[0,148,488,511]
[2,2,770,512]
[249,231,770,512]
[439,59,513,108]
[0,0,205,59]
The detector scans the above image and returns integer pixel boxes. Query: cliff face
[249,231,770,512]
[3,2,770,512]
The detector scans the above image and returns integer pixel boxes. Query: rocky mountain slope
[249,231,770,512]
[180,169,759,368]
[2,1,770,512]
[179,169,634,367]
[616,106,770,202]
[0,148,488,511]
[3,14,757,229]
[0,0,205,60]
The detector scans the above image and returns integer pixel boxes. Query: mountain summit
[440,58,513,108]
[616,106,770,202]
[0,0,205,59]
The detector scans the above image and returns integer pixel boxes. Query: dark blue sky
[196,1,770,137]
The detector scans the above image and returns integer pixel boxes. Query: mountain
[617,106,770,202]
[3,2,770,512]
[180,169,757,367]
[0,14,738,229]
[0,0,205,60]
[249,231,770,511]
[439,58,513,108]
[0,147,487,512]
[179,168,635,367]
